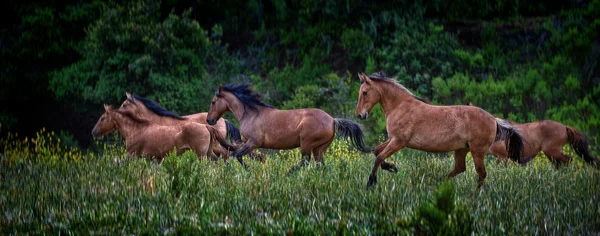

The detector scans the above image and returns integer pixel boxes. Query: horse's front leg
[375,140,399,173]
[232,142,257,170]
[367,138,406,188]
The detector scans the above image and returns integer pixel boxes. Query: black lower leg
[380,161,398,173]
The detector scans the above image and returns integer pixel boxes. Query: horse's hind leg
[447,148,468,179]
[543,148,572,169]
[312,136,335,166]
[471,149,488,189]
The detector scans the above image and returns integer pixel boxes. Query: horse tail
[494,118,524,163]
[208,125,239,152]
[334,118,372,153]
[225,119,243,143]
[566,126,598,168]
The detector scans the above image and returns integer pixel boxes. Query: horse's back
[393,104,498,152]
[184,112,228,138]
[528,120,568,147]
[256,108,334,149]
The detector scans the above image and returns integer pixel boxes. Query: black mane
[367,71,430,104]
[132,94,186,120]
[220,84,275,111]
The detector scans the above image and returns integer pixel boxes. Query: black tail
[566,126,599,168]
[334,118,371,153]
[494,118,524,163]
[225,119,243,143]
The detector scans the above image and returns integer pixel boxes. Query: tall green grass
[1,132,599,234]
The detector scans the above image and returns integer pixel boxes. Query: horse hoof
[381,162,398,173]
[366,175,377,188]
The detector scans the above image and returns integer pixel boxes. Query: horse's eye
[362,91,368,95]
[211,101,215,104]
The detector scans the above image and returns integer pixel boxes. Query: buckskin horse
[356,72,524,188]
[119,92,242,143]
[467,102,599,168]
[118,92,265,161]
[92,105,237,161]
[206,84,375,173]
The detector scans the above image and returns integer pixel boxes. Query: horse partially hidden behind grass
[355,72,524,189]
[206,84,375,173]
[118,92,264,161]
[467,102,599,168]
[92,105,237,161]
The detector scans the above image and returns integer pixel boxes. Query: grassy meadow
[1,130,599,234]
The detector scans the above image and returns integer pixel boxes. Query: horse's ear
[360,73,372,84]
[126,92,132,100]
[104,104,110,111]
[467,100,473,106]
[217,85,223,96]
[358,73,365,83]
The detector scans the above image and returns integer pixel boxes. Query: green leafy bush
[398,181,473,235]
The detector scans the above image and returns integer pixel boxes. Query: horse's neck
[378,84,422,115]
[238,106,272,126]
[111,113,147,139]
[226,96,267,124]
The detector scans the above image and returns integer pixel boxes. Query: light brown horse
[117,92,266,161]
[206,84,373,173]
[91,105,237,161]
[119,92,242,143]
[466,102,599,168]
[356,72,524,188]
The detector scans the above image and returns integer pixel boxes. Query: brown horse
[91,105,237,161]
[119,92,243,143]
[466,102,598,168]
[115,92,240,158]
[206,84,373,172]
[356,72,524,188]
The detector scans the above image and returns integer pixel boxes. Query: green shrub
[398,181,473,235]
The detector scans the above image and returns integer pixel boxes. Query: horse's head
[118,92,142,115]
[356,73,382,120]
[207,85,229,125]
[92,105,116,139]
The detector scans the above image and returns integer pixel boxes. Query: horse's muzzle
[91,130,101,139]
[206,118,217,125]
[357,112,368,120]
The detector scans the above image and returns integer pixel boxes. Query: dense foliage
[3,0,598,149]
[1,131,598,234]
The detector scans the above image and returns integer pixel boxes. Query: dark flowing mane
[367,71,430,104]
[132,94,186,120]
[220,84,275,111]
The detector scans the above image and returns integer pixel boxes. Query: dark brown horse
[206,84,373,172]
[356,72,524,188]
[92,105,237,161]
[467,102,598,168]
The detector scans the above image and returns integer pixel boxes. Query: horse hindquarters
[566,126,599,168]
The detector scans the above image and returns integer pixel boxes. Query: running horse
[119,92,242,143]
[92,105,237,161]
[356,72,524,188]
[118,92,264,161]
[205,84,373,173]
[466,102,599,168]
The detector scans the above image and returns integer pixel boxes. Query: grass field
[1,132,599,234]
